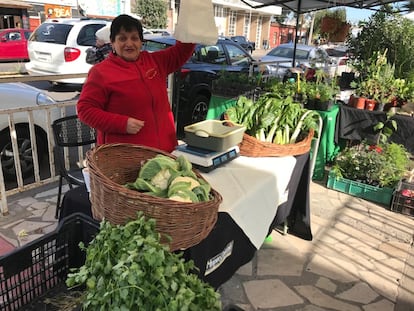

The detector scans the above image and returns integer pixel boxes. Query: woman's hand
[126,117,145,134]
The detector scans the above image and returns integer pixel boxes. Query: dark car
[142,35,258,137]
[0,28,32,62]
[230,36,255,54]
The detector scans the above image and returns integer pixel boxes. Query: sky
[345,7,374,24]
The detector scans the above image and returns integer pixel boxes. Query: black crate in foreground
[391,180,414,216]
[0,213,99,311]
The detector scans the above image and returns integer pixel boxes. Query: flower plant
[331,142,410,188]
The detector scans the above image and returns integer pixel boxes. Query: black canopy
[241,0,409,67]
[240,0,408,14]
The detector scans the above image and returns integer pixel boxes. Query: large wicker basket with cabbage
[86,143,222,251]
[225,93,320,157]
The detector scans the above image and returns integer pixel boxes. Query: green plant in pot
[331,141,409,188]
[212,70,260,98]
[305,69,339,111]
[331,116,410,188]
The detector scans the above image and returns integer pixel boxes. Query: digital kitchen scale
[172,144,240,172]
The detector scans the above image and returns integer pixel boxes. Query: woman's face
[112,27,142,62]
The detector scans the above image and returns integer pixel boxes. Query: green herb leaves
[66,213,221,310]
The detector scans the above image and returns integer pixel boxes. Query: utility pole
[308,12,315,45]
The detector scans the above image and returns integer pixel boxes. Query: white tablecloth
[201,156,297,249]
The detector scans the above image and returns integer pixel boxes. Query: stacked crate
[391,180,414,216]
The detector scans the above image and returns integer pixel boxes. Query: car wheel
[0,127,46,181]
[190,95,210,124]
[177,94,210,139]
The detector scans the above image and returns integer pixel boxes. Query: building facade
[0,0,296,50]
[166,0,282,50]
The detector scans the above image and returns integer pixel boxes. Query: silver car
[0,83,58,180]
[259,43,333,78]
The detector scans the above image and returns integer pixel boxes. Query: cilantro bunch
[66,213,221,310]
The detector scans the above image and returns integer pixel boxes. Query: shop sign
[45,4,72,18]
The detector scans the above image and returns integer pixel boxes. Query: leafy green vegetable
[66,213,222,310]
[139,155,178,180]
[125,155,212,202]
[226,93,319,144]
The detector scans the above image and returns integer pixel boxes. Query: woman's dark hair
[110,14,144,42]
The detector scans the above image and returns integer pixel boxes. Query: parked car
[0,28,32,62]
[142,35,259,137]
[146,29,171,36]
[0,83,58,180]
[230,35,255,54]
[25,18,110,84]
[323,45,351,77]
[259,43,333,79]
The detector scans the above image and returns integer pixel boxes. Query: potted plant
[212,70,260,98]
[328,141,410,205]
[329,109,411,205]
[349,50,404,111]
[303,69,340,111]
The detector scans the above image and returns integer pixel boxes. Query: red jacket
[77,41,195,152]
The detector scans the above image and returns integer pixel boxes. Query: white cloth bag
[174,0,218,45]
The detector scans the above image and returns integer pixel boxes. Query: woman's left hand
[126,117,145,134]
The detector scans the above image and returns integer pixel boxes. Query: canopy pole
[292,0,302,67]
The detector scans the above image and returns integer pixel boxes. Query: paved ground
[1,176,414,311]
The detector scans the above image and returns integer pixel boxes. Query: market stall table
[336,104,414,152]
[59,152,312,289]
[336,104,387,144]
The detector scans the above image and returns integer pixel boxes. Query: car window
[142,40,171,52]
[268,46,290,57]
[77,24,106,46]
[195,45,226,65]
[30,23,72,44]
[325,48,347,57]
[8,31,22,41]
[226,44,250,66]
[23,31,32,40]
[295,49,309,60]
[316,48,329,59]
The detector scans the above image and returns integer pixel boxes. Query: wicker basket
[86,143,222,251]
[239,129,314,157]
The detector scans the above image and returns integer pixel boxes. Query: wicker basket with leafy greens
[225,93,320,157]
[86,143,222,251]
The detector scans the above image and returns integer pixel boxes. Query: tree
[347,6,414,79]
[135,0,167,29]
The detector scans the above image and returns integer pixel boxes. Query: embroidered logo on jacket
[146,68,158,79]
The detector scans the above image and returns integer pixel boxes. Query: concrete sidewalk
[1,179,414,310]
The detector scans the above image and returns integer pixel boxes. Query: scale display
[172,144,240,172]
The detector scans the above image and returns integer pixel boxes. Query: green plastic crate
[327,172,394,206]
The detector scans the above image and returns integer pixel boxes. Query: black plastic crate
[0,213,99,311]
[391,180,414,216]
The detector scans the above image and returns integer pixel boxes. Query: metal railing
[0,72,175,216]
[0,101,79,215]
[0,73,85,216]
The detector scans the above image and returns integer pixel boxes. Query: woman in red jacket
[77,14,195,153]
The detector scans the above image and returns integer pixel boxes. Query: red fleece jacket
[77,41,195,152]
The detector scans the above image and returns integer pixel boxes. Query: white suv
[25,18,110,84]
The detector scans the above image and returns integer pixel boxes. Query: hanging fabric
[174,0,218,45]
